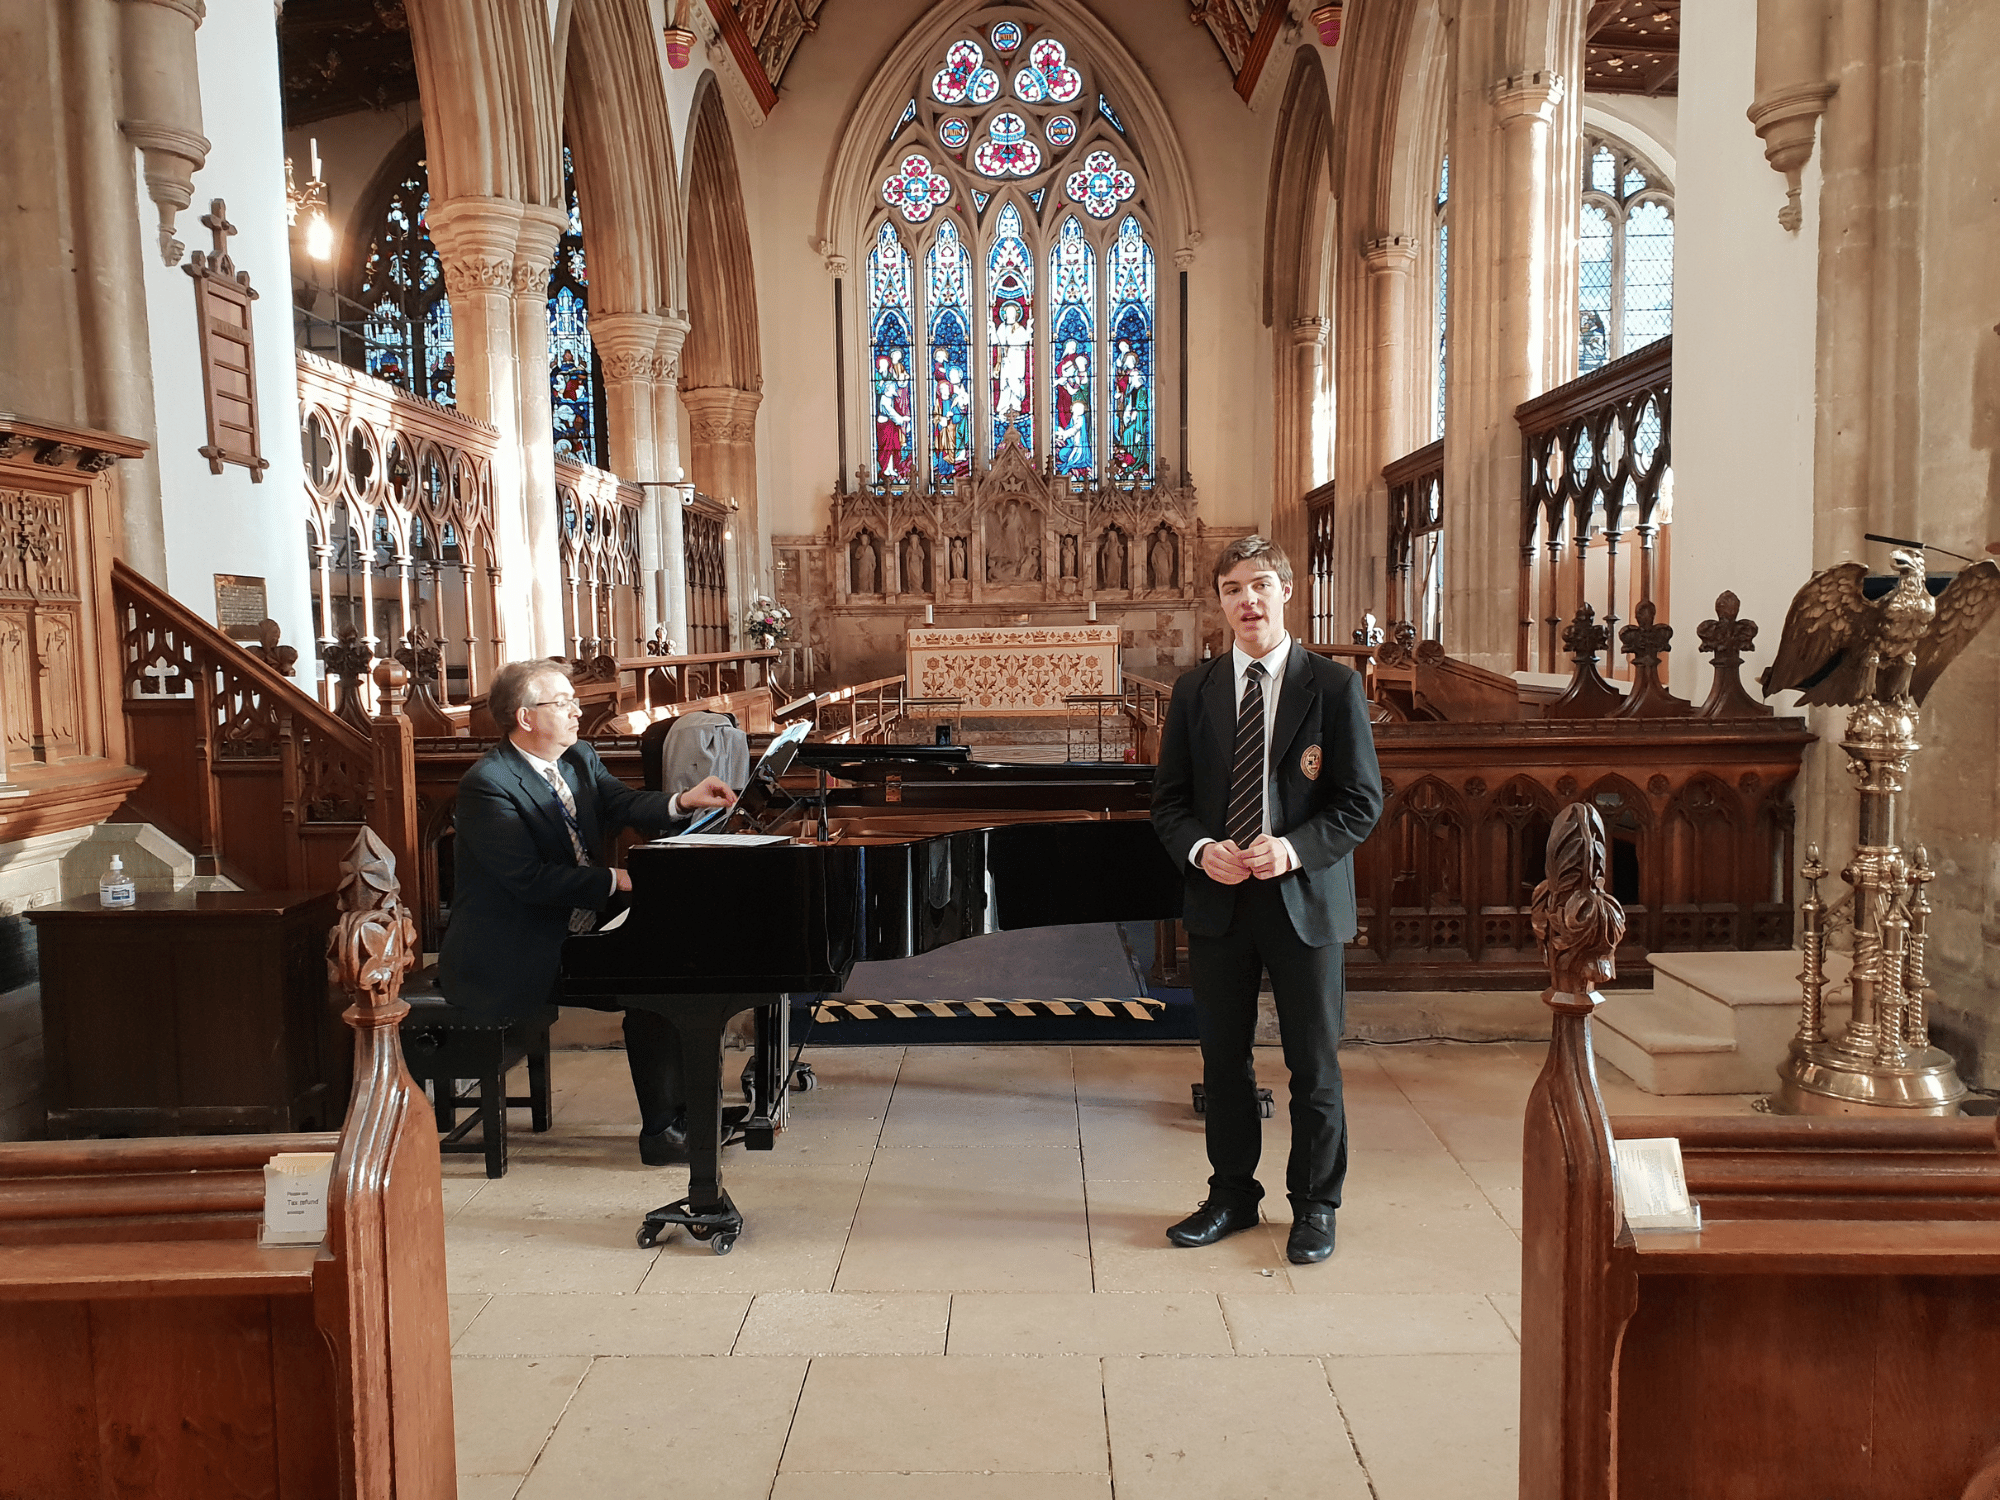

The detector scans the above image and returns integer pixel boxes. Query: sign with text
[214,573,268,640]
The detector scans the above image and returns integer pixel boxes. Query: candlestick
[925,604,934,624]
[1088,601,1097,622]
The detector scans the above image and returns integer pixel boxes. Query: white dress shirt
[1189,635,1301,875]
[516,745,684,898]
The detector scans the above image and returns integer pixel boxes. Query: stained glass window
[927,220,973,479]
[1107,216,1153,481]
[355,169,454,404]
[867,221,917,481]
[1049,217,1095,478]
[1577,132,1674,372]
[989,202,1034,455]
[548,145,604,467]
[1434,156,1449,441]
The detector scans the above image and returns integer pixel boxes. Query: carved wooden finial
[1562,601,1612,661]
[1615,599,1693,718]
[1696,590,1773,719]
[328,828,417,1025]
[323,625,375,732]
[1530,803,1627,998]
[1546,603,1624,719]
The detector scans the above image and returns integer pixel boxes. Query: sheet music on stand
[679,720,811,837]
[1613,1136,1702,1233]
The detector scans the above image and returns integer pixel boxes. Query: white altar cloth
[906,625,1122,714]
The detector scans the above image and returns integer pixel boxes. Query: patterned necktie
[542,766,597,934]
[1226,660,1267,848]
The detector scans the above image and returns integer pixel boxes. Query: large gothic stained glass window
[857,16,1165,483]
[1049,216,1095,476]
[1434,156,1449,441]
[1577,134,1674,373]
[549,145,606,467]
[868,221,917,481]
[988,202,1034,455]
[927,220,973,478]
[1107,216,1153,479]
[355,170,455,405]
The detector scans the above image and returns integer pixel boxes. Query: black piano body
[558,753,1182,1251]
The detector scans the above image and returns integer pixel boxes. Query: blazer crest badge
[1300,744,1323,781]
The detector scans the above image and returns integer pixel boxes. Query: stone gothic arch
[1263,48,1335,603]
[680,78,764,612]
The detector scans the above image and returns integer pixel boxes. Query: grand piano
[561,732,1183,1253]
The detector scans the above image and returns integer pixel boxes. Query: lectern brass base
[1774,1037,1966,1116]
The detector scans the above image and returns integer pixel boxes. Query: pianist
[439,660,735,1164]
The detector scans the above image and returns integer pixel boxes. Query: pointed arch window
[549,144,608,467]
[855,13,1165,484]
[1578,132,1673,373]
[1433,155,1449,441]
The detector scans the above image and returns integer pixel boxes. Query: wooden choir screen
[555,457,644,660]
[684,495,731,656]
[1516,336,1673,675]
[298,352,503,711]
[1304,480,1337,644]
[1383,439,1444,641]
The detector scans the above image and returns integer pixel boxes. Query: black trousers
[621,1007,684,1134]
[1188,878,1348,1215]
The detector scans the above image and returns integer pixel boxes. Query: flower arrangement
[744,593,793,647]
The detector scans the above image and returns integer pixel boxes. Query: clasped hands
[1200,834,1295,885]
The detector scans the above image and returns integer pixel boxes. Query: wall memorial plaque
[215,573,268,640]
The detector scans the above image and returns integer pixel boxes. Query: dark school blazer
[439,739,681,1020]
[1150,645,1384,948]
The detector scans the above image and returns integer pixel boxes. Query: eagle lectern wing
[1910,558,2000,704]
[1761,562,1872,704]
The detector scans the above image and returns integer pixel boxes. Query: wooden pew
[1520,804,2000,1500]
[0,830,453,1499]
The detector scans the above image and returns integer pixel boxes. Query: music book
[653,833,790,847]
[1613,1136,1702,1233]
[261,1151,337,1246]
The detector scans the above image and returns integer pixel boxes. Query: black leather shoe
[1166,1200,1261,1247]
[1287,1211,1337,1264]
[638,1119,688,1166]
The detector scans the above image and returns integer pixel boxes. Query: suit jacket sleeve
[1282,666,1383,873]
[454,770,616,912]
[578,743,682,838]
[1150,667,1211,866]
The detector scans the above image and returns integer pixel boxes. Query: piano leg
[629,992,782,1255]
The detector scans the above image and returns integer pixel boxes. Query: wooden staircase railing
[113,561,418,896]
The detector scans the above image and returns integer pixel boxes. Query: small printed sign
[261,1151,336,1246]
[214,574,268,640]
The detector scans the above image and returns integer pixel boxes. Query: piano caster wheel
[739,1063,755,1103]
[790,1063,817,1093]
[637,1223,670,1249]
[711,1231,737,1256]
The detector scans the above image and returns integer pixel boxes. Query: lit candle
[925,603,934,624]
[1088,601,1097,622]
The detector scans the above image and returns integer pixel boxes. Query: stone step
[1595,948,1853,1096]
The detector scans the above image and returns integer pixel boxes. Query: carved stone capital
[511,204,568,296]
[825,254,850,277]
[1491,70,1565,126]
[681,385,763,445]
[1289,316,1329,349]
[1748,80,1837,232]
[654,314,692,386]
[590,311,670,386]
[427,196,524,297]
[1361,234,1418,274]
[1173,246,1197,271]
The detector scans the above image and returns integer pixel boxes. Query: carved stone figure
[1098,526,1127,591]
[901,531,929,595]
[852,530,879,595]
[1148,528,1175,592]
[984,497,1040,584]
[949,535,968,580]
[1060,534,1078,578]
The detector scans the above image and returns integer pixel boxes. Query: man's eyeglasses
[532,695,582,713]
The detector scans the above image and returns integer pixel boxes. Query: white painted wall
[139,0,314,662]
[1584,91,1677,180]
[1666,0,1819,700]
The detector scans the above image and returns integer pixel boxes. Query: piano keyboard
[811,997,1163,1023]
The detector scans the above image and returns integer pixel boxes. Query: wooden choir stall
[1519,804,2000,1500]
[0,830,454,1499]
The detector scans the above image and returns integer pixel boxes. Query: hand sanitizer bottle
[99,854,136,908]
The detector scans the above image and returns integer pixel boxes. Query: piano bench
[399,997,555,1179]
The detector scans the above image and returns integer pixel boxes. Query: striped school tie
[1225,660,1267,848]
[543,767,598,934]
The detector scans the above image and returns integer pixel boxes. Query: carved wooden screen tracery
[684,496,731,655]
[297,352,502,709]
[555,457,644,659]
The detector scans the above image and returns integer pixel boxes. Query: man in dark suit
[1151,536,1383,1264]
[440,659,735,1164]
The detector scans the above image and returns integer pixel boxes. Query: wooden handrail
[615,649,782,671]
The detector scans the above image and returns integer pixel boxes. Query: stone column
[1273,315,1328,593]
[680,384,763,605]
[512,205,569,659]
[427,197,531,659]
[1441,22,1574,672]
[589,310,666,636]
[1361,235,1418,621]
[652,314,692,652]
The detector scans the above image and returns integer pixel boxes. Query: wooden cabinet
[30,890,345,1136]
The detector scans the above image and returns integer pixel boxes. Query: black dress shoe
[1166,1200,1261,1247]
[1287,1211,1337,1264]
[638,1119,688,1166]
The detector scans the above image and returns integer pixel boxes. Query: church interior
[4,0,2000,1494]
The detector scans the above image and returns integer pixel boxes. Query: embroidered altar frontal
[907,624,1122,713]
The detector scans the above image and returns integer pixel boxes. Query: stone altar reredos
[771,437,1246,688]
